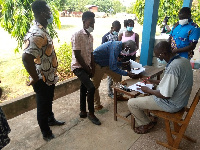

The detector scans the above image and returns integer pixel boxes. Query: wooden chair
[149,88,200,150]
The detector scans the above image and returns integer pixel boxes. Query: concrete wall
[0,77,80,120]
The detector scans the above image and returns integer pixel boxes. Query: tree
[89,0,113,13]
[52,0,67,11]
[112,0,123,14]
[0,0,61,52]
[128,0,200,27]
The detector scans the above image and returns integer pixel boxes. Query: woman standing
[118,19,139,61]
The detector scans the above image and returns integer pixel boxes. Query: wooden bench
[149,71,200,150]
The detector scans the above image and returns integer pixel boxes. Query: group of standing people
[0,0,199,148]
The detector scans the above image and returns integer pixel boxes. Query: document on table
[129,60,145,74]
[128,82,154,94]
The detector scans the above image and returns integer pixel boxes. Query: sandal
[134,122,155,134]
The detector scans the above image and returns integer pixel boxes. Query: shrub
[56,42,73,81]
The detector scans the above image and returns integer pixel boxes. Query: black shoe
[48,120,65,126]
[79,112,87,118]
[88,114,101,125]
[43,132,55,141]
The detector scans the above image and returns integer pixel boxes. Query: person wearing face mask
[101,20,121,99]
[128,41,193,134]
[161,16,171,34]
[22,0,65,141]
[118,19,139,62]
[169,7,200,59]
[101,20,121,44]
[71,11,101,125]
[92,40,139,110]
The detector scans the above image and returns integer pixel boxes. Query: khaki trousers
[128,95,164,126]
[92,64,121,106]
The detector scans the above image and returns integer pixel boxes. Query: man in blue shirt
[170,7,200,59]
[92,40,138,110]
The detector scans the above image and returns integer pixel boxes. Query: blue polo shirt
[93,41,128,76]
[170,20,199,59]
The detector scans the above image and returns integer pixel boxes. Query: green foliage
[191,1,200,26]
[89,0,113,13]
[56,42,72,81]
[52,0,67,11]
[0,0,61,52]
[130,0,200,27]
[63,0,125,13]
[112,0,124,14]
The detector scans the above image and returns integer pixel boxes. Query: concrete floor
[3,42,200,150]
[3,69,200,150]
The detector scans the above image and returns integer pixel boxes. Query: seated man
[92,40,138,110]
[128,41,193,134]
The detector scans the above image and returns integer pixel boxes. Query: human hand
[127,71,141,79]
[140,77,151,84]
[136,84,150,93]
[26,78,39,86]
[122,61,130,68]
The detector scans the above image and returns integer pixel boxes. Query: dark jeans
[32,79,55,136]
[73,68,95,113]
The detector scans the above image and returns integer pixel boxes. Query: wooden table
[113,66,165,128]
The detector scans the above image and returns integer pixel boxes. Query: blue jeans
[32,80,55,136]
[73,68,95,112]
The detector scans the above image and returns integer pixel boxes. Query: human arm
[74,50,92,75]
[172,42,197,54]
[135,33,139,50]
[141,78,160,85]
[118,33,123,41]
[137,85,170,99]
[90,52,95,77]
[165,25,171,34]
[102,33,108,44]
[22,53,39,85]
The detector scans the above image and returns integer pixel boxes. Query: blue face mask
[127,26,133,31]
[112,31,118,35]
[47,14,54,24]
[157,58,167,64]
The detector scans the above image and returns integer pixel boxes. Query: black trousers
[33,80,55,135]
[73,68,95,113]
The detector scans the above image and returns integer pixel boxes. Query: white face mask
[157,58,167,64]
[162,22,165,25]
[86,26,94,33]
[179,19,188,26]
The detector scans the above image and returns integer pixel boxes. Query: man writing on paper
[128,41,193,134]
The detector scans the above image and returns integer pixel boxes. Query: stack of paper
[128,82,153,94]
[129,60,145,74]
